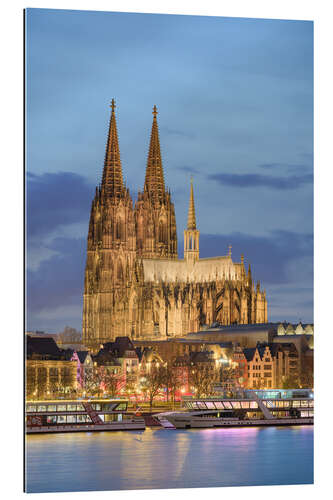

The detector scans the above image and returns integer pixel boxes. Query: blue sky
[25,8,313,332]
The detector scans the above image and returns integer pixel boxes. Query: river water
[25,425,313,493]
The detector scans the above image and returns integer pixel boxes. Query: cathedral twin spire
[100,100,177,259]
[101,100,166,204]
[101,99,124,198]
[144,105,166,205]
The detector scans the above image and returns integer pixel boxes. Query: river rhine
[25,425,313,493]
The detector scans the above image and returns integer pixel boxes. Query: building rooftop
[26,335,63,359]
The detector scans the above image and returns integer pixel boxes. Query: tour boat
[26,398,145,433]
[155,389,314,429]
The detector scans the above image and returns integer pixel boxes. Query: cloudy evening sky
[25,8,313,333]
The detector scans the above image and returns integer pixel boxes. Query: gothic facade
[82,101,268,350]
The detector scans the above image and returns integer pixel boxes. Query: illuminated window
[293,401,300,407]
[26,405,36,413]
[46,416,57,424]
[67,404,77,411]
[57,415,66,423]
[214,402,224,409]
[206,402,216,409]
[57,405,66,412]
[223,401,232,409]
[67,415,76,423]
[241,402,250,409]
[37,405,47,412]
[47,405,57,412]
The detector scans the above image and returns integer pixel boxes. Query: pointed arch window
[159,220,167,244]
[117,260,123,281]
[137,215,144,249]
[116,217,125,241]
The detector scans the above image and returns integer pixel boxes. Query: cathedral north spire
[144,105,166,204]
[101,99,124,198]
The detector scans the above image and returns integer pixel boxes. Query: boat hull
[26,419,145,434]
[164,416,313,429]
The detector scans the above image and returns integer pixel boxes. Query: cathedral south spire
[144,105,166,204]
[135,105,178,260]
[101,99,124,198]
[184,178,200,262]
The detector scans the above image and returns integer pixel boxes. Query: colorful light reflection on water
[25,426,313,493]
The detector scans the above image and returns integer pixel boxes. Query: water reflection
[26,426,313,493]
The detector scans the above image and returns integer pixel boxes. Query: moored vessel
[155,389,314,429]
[26,398,145,433]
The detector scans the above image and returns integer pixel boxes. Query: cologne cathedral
[82,100,267,349]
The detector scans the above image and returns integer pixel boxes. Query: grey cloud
[27,171,95,239]
[208,172,313,190]
[176,166,201,175]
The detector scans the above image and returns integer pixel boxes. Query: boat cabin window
[37,405,47,412]
[67,404,78,411]
[46,416,57,424]
[115,403,127,411]
[205,402,215,409]
[77,415,92,423]
[57,404,66,412]
[214,402,224,409]
[27,405,36,413]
